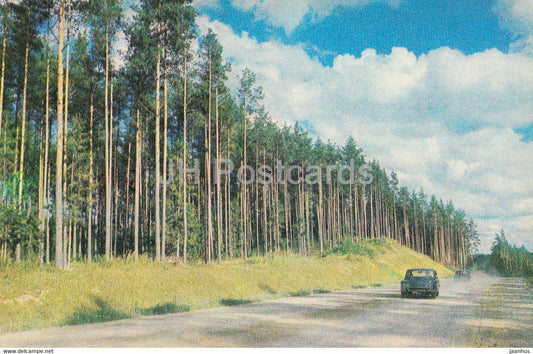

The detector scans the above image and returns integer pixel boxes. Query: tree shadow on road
[368,292,401,299]
[63,295,130,326]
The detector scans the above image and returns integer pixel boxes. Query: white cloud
[495,0,533,34]
[494,0,533,54]
[477,215,533,253]
[425,48,533,129]
[197,16,533,253]
[228,0,399,33]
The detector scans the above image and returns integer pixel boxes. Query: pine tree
[55,0,66,269]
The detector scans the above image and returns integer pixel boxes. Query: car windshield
[406,270,435,278]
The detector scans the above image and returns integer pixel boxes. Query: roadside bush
[325,238,388,258]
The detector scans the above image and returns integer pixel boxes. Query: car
[401,268,440,298]
[454,269,471,281]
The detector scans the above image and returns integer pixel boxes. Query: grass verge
[0,239,453,332]
[526,277,533,287]
[465,278,533,347]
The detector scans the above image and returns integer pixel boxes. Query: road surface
[1,273,532,347]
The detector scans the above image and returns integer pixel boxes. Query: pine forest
[0,0,481,269]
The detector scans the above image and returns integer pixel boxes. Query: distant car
[401,268,440,298]
[454,269,471,281]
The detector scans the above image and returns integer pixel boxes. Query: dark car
[401,268,440,298]
[454,269,471,281]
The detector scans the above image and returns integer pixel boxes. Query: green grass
[289,288,332,297]
[64,296,130,326]
[351,285,368,289]
[138,303,191,316]
[526,277,533,287]
[219,298,254,306]
[325,238,390,258]
[0,239,453,333]
[289,290,312,297]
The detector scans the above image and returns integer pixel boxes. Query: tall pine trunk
[162,47,168,262]
[182,54,188,264]
[0,8,6,169]
[18,37,29,214]
[55,0,65,269]
[155,32,161,262]
[88,95,94,262]
[134,108,141,259]
[216,87,222,261]
[242,96,248,259]
[206,55,213,263]
[62,0,71,263]
[42,19,51,263]
[318,178,324,255]
[105,27,112,260]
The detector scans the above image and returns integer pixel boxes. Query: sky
[187,0,533,254]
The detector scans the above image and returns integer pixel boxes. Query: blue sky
[201,0,514,64]
[197,0,533,142]
[191,0,533,253]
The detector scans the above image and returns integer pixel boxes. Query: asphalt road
[1,273,532,347]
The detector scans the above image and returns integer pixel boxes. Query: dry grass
[465,278,533,347]
[0,239,453,333]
